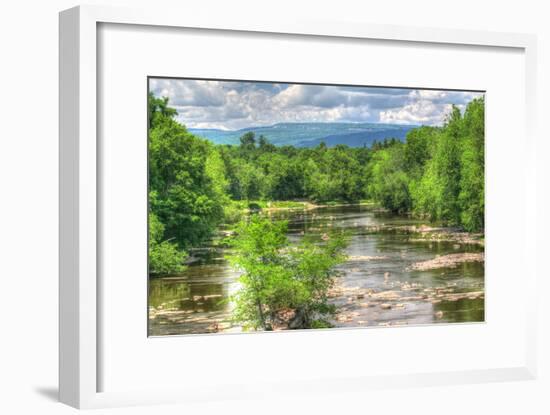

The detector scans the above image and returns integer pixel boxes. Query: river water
[148,205,484,336]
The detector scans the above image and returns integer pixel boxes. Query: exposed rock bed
[347,255,389,262]
[365,224,484,246]
[409,253,484,271]
[328,278,484,327]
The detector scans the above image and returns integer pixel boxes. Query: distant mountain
[188,122,416,148]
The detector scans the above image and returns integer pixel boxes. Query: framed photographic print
[146,77,486,337]
[59,4,538,409]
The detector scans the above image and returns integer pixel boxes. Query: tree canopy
[227,215,348,330]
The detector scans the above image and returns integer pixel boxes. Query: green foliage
[268,200,306,209]
[239,131,256,151]
[411,99,484,230]
[205,148,230,203]
[367,144,412,213]
[367,98,485,231]
[148,213,187,274]
[148,94,230,273]
[432,107,463,224]
[148,95,226,249]
[410,162,442,221]
[404,126,437,178]
[223,202,245,224]
[216,134,373,203]
[148,92,177,129]
[227,215,348,331]
[235,162,267,200]
[458,98,485,232]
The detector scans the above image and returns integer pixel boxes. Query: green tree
[148,213,187,274]
[227,215,348,331]
[258,135,276,152]
[148,92,177,129]
[404,126,438,178]
[407,100,484,231]
[459,97,485,231]
[262,154,303,200]
[433,106,463,225]
[149,95,227,251]
[235,162,267,200]
[410,159,442,221]
[205,148,230,202]
[326,145,363,201]
[368,145,412,213]
[303,158,321,199]
[239,131,257,157]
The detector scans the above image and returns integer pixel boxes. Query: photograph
[147,78,485,336]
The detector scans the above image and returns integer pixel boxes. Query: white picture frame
[59,4,538,409]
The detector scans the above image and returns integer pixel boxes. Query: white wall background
[0,1,548,414]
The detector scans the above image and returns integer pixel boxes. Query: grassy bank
[227,199,375,213]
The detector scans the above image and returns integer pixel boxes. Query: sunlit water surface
[149,205,484,335]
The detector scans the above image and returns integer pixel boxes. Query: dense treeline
[403,100,484,232]
[148,94,484,274]
[148,94,229,272]
[217,133,375,203]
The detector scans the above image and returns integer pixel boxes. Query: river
[148,204,484,336]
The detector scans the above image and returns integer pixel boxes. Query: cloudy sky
[149,78,483,130]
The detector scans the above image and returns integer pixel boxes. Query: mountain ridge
[188,121,417,148]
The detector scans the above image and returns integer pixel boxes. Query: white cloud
[380,102,452,125]
[149,79,226,107]
[149,78,483,129]
[379,90,481,125]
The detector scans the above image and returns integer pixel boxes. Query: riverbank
[228,199,375,213]
[364,224,484,246]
